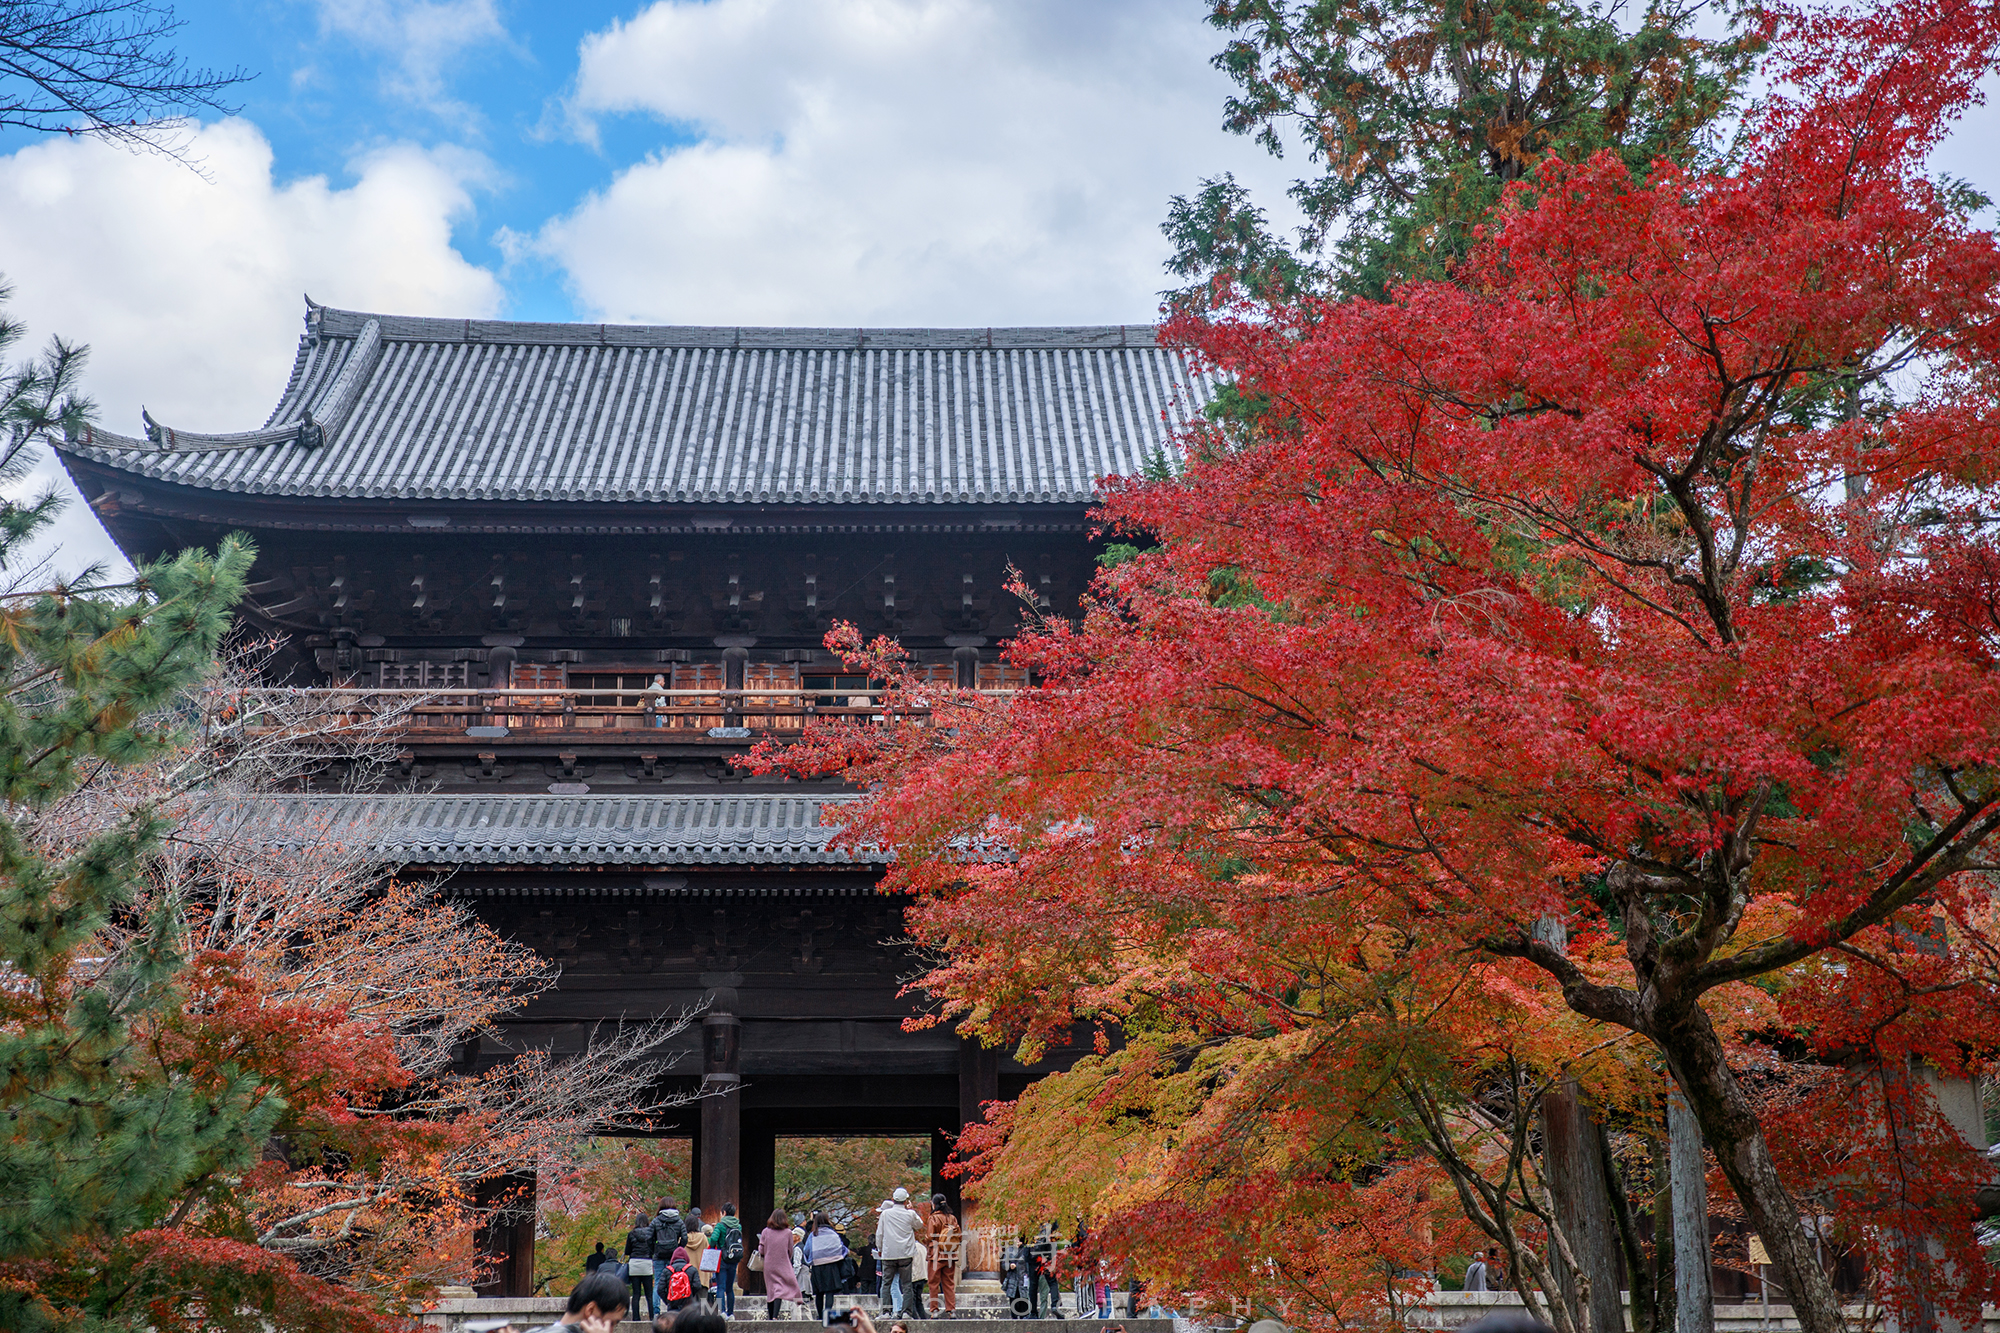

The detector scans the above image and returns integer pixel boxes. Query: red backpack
[666,1262,693,1303]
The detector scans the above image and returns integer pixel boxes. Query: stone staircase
[421,1291,1162,1333]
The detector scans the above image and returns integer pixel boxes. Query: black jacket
[626,1223,656,1260]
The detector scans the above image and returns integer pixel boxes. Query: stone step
[618,1323,1171,1333]
[422,1298,1160,1333]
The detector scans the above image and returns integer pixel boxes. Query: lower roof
[215,792,882,867]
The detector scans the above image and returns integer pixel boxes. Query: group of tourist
[482,1271,853,1333]
[495,1263,1555,1333]
[577,1200,747,1321]
[576,1190,964,1321]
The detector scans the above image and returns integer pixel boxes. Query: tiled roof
[214,793,880,867]
[59,301,1209,506]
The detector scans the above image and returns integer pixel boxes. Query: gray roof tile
[61,302,1210,506]
[215,793,879,867]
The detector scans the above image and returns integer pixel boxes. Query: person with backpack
[625,1210,658,1320]
[680,1208,712,1288]
[708,1203,744,1316]
[661,1245,698,1312]
[1026,1222,1063,1318]
[651,1202,688,1313]
[926,1195,962,1315]
[654,1200,690,1254]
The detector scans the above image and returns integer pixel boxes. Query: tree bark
[1509,884,1848,1333]
[1655,1011,1842,1333]
[1541,1080,1625,1333]
[1599,1126,1655,1333]
[1652,1132,1677,1333]
[1668,1085,1714,1333]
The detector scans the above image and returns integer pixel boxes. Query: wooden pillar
[473,1170,536,1298]
[948,637,985,689]
[720,640,750,728]
[740,1124,777,1295]
[700,1011,742,1220]
[481,635,519,689]
[958,1036,1002,1278]
[931,1126,953,1204]
[1542,1080,1623,1333]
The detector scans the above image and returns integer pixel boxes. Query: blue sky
[0,0,1313,574]
[90,0,683,321]
[1,0,1995,577]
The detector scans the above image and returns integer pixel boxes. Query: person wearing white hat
[874,1188,923,1319]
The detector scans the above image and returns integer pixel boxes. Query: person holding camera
[626,1210,658,1321]
[826,1307,881,1333]
[874,1188,922,1319]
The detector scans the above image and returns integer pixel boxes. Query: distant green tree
[0,279,93,582]
[539,1139,694,1293]
[1165,0,1763,303]
[776,1136,930,1235]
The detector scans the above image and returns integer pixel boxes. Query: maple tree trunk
[1654,1010,1844,1333]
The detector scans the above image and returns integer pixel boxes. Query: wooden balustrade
[229,686,1017,738]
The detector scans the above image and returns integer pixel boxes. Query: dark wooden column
[481,633,520,688]
[740,1122,778,1294]
[473,1170,536,1297]
[719,638,751,727]
[958,1036,1001,1277]
[930,1126,953,1204]
[948,637,985,688]
[699,1010,742,1220]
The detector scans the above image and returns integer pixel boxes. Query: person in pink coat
[758,1209,803,1317]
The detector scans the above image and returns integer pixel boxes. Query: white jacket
[875,1203,922,1261]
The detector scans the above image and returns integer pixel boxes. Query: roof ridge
[303,300,1161,351]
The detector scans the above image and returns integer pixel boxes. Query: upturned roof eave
[54,298,1201,522]
[57,453,1103,547]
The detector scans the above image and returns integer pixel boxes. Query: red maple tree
[753,3,2000,1330]
[2,674,692,1332]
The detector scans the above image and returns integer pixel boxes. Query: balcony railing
[232,687,1016,739]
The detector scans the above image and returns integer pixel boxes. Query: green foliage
[0,277,94,575]
[1162,175,1310,311]
[0,531,256,1316]
[1097,543,1157,570]
[539,1138,693,1291]
[1164,0,1762,302]
[775,1136,930,1234]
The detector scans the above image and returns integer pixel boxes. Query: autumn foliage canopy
[753,3,2000,1331]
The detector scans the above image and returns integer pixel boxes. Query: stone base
[641,1324,1165,1333]
[417,1297,1166,1333]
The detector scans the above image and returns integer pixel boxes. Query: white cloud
[532,0,1303,327]
[0,118,503,579]
[313,0,512,122]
